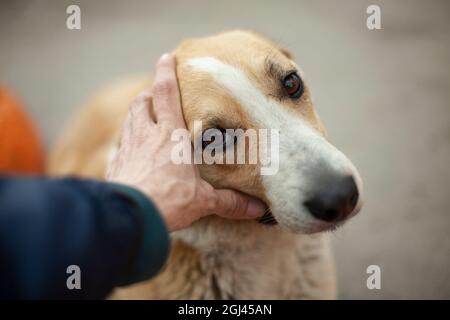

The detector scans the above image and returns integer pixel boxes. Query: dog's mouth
[258,208,278,225]
[256,208,350,231]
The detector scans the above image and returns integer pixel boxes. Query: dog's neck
[168,216,302,298]
[172,216,291,255]
[112,216,333,299]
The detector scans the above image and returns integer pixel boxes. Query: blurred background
[1,0,449,299]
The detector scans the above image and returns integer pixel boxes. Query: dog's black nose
[304,175,359,222]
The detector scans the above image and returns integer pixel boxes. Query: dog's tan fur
[48,31,341,299]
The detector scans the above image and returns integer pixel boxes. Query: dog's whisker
[258,208,278,225]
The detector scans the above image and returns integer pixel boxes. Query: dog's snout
[304,175,359,222]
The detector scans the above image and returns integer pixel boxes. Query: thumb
[210,189,266,220]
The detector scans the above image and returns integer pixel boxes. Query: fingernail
[159,53,171,63]
[246,199,266,218]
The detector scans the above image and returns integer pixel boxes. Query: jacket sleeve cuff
[107,183,170,286]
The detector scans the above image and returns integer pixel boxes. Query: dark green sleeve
[0,176,170,299]
[108,183,171,287]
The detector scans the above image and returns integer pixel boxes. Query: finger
[124,91,154,146]
[130,91,154,127]
[210,189,266,220]
[119,112,133,150]
[152,53,185,128]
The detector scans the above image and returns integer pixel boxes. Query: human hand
[106,54,265,231]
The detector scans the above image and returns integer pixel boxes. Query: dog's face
[174,31,362,233]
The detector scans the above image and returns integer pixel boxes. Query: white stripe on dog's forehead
[187,56,287,129]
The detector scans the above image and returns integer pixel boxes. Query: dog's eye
[283,72,303,99]
[202,128,236,150]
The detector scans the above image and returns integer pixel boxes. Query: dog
[48,30,363,299]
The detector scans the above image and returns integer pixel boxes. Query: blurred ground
[1,0,449,299]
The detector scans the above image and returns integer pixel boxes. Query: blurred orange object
[0,86,44,174]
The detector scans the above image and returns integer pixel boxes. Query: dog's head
[173,30,362,233]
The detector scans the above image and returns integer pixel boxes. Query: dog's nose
[304,175,359,222]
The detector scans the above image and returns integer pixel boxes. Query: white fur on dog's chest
[112,220,336,300]
[172,220,336,299]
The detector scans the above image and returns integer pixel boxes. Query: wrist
[107,183,171,286]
